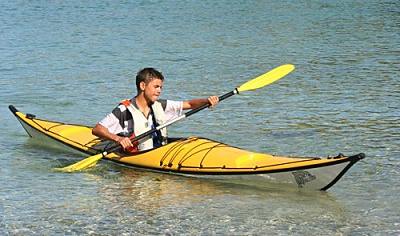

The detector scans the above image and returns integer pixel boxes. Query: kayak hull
[9,105,365,190]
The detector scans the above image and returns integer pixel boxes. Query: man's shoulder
[157,99,168,110]
[112,103,131,118]
[157,99,183,111]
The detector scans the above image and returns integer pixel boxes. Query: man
[92,68,219,152]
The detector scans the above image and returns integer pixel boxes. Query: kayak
[9,105,365,190]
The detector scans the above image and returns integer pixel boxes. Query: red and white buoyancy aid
[120,99,168,152]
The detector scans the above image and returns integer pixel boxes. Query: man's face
[142,78,163,104]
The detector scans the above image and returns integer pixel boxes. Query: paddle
[56,64,295,172]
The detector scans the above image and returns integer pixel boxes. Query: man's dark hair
[136,68,164,91]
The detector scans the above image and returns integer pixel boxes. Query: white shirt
[98,99,183,136]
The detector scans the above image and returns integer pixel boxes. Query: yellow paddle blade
[237,64,295,93]
[55,153,103,172]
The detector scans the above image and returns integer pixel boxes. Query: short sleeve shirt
[98,99,183,137]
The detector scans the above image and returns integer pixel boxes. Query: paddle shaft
[101,89,238,156]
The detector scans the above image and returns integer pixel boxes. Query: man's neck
[135,95,151,118]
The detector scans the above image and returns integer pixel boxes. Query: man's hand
[207,96,219,108]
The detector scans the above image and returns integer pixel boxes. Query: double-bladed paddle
[56,64,295,172]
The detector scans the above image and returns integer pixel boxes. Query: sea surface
[1,0,399,235]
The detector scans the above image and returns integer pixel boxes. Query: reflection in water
[71,164,350,234]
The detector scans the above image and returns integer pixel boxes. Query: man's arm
[182,96,219,110]
[92,123,133,149]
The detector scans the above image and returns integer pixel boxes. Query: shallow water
[1,0,399,235]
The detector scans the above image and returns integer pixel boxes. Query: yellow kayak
[9,105,365,190]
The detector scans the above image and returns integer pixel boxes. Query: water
[1,0,399,235]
